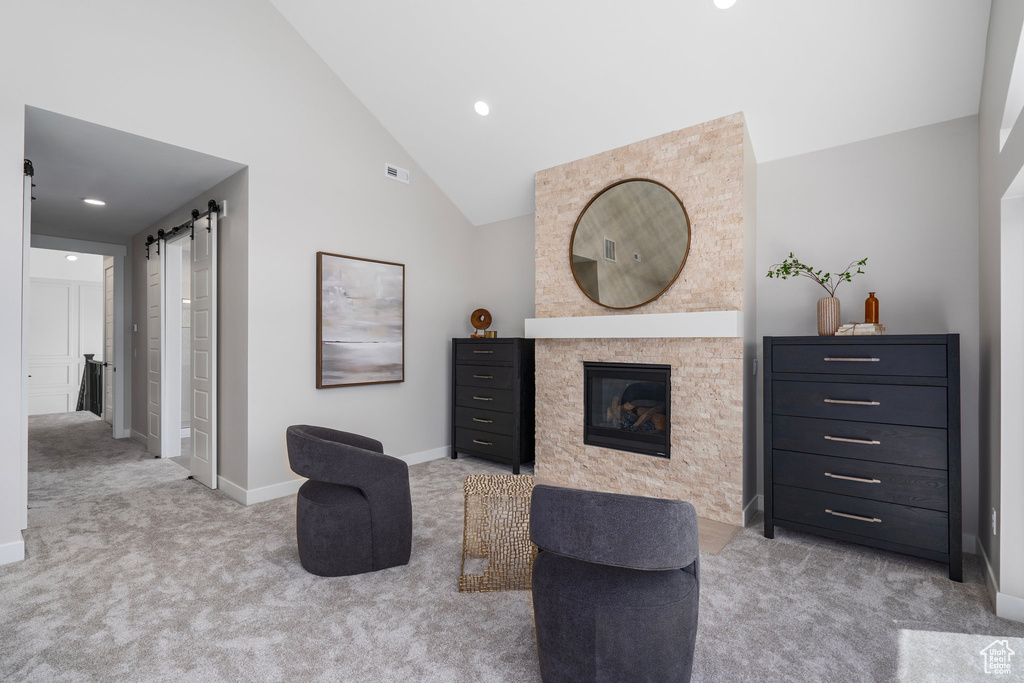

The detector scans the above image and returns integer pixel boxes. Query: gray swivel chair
[529,484,700,683]
[286,425,412,577]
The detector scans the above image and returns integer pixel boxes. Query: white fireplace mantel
[524,311,743,339]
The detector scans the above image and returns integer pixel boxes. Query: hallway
[28,412,185,510]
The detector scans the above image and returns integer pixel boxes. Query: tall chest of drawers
[450,338,535,474]
[763,335,961,581]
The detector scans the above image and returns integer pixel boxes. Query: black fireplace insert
[583,361,671,458]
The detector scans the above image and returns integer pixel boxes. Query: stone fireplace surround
[528,113,756,526]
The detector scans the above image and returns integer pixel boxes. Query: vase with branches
[766,253,868,335]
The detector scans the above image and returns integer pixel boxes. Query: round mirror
[570,179,691,309]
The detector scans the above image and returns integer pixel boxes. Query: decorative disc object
[471,308,492,338]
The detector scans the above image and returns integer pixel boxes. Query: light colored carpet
[2,412,1023,682]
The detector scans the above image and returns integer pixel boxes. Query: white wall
[469,214,536,338]
[30,249,103,281]
[0,0,480,551]
[979,0,1024,618]
[757,116,981,546]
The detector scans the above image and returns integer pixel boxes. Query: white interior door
[159,238,184,461]
[103,257,114,425]
[147,248,162,455]
[27,281,74,414]
[20,171,32,531]
[26,279,101,415]
[190,216,217,489]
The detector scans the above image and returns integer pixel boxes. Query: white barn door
[189,215,217,489]
[20,170,32,531]
[147,250,162,455]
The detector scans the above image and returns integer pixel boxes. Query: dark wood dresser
[450,338,535,474]
[763,334,961,581]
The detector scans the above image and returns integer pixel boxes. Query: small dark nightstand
[450,338,535,474]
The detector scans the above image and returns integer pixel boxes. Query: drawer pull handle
[472,396,494,401]
[472,418,493,424]
[825,509,881,524]
[824,472,881,484]
[823,357,880,362]
[472,374,494,379]
[472,439,493,446]
[824,399,880,406]
[472,350,494,354]
[824,435,880,445]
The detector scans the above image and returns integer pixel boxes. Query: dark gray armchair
[286,425,412,577]
[530,484,700,683]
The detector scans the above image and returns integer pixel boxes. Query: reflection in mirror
[570,179,690,309]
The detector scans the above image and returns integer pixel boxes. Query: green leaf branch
[765,253,868,298]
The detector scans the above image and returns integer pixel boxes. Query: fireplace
[583,362,671,458]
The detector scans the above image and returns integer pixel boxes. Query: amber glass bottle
[865,292,879,324]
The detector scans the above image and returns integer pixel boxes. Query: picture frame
[316,251,405,388]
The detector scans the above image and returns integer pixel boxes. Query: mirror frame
[568,178,692,310]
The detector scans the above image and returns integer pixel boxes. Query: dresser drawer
[455,406,514,435]
[773,415,947,469]
[455,342,515,364]
[773,344,946,377]
[455,428,514,461]
[773,381,947,428]
[774,484,948,553]
[455,385,514,413]
[773,450,948,511]
[455,364,514,389]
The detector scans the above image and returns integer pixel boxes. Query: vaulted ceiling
[269,0,991,226]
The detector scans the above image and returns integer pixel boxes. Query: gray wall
[979,0,1024,599]
[756,115,981,545]
[469,214,536,338]
[451,118,984,544]
[0,0,481,544]
[131,168,249,488]
[742,122,758,516]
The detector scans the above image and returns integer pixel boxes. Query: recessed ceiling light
[713,0,737,8]
[65,254,78,261]
[474,101,490,116]
[83,198,106,206]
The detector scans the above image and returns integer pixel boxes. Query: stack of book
[836,322,886,336]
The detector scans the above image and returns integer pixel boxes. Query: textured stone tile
[533,114,749,526]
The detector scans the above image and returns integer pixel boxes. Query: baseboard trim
[976,540,1024,623]
[0,537,25,565]
[213,446,447,507]
[216,476,305,506]
[216,476,248,505]
[979,539,998,608]
[742,494,763,526]
[997,591,1024,623]
[130,429,148,447]
[400,446,449,466]
[245,478,305,505]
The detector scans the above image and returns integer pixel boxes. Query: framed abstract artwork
[316,251,405,388]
